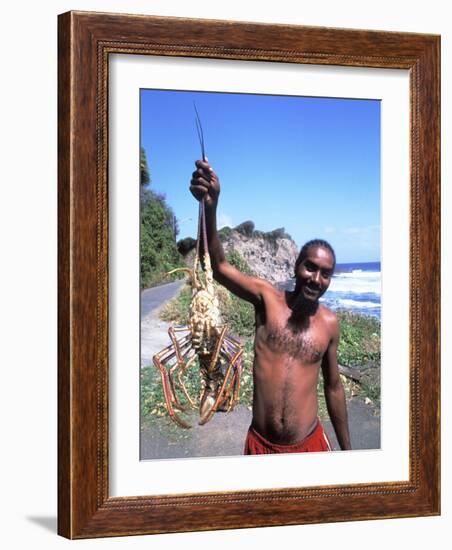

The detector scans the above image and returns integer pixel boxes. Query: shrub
[218,226,232,241]
[234,220,255,237]
[177,237,197,256]
[140,189,184,288]
[264,227,287,240]
[160,283,192,325]
[226,249,255,276]
[336,310,380,366]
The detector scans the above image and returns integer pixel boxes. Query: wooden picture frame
[58,11,440,538]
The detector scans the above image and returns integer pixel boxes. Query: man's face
[295,246,334,302]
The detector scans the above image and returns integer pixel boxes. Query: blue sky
[140,89,380,263]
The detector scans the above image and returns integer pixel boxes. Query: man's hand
[190,159,220,209]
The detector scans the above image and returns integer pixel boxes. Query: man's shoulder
[318,304,339,333]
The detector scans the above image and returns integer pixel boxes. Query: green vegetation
[233,221,291,242]
[234,220,255,237]
[140,147,150,185]
[226,250,255,331]
[336,310,380,367]
[140,147,185,288]
[221,250,257,336]
[223,296,255,338]
[227,249,254,276]
[336,310,381,409]
[159,283,192,326]
[263,227,290,242]
[360,379,380,406]
[218,226,232,241]
[177,236,197,256]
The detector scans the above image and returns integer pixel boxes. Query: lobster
[152,104,244,428]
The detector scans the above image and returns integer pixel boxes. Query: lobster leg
[168,326,204,409]
[221,359,242,412]
[198,326,228,420]
[224,336,243,410]
[167,327,194,410]
[153,327,198,428]
[173,352,199,409]
[198,334,244,425]
[153,353,192,429]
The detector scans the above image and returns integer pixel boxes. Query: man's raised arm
[190,159,269,305]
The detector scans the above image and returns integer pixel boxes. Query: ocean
[323,262,381,319]
[284,262,381,319]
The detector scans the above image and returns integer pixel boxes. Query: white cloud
[344,225,379,235]
[344,227,361,235]
[341,225,381,254]
[218,212,234,229]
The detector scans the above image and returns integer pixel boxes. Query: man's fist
[190,159,220,208]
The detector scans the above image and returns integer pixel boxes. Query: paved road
[324,398,380,451]
[141,397,380,459]
[140,279,185,368]
[141,280,185,318]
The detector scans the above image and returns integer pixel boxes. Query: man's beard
[289,287,320,318]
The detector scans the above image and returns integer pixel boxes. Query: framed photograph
[58,11,440,538]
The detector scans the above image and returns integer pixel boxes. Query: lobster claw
[199,392,216,423]
[198,360,224,424]
[199,385,229,425]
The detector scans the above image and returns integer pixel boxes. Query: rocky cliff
[177,221,299,285]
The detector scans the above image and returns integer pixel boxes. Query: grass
[159,282,192,326]
[361,381,380,406]
[336,310,381,411]
[336,310,381,367]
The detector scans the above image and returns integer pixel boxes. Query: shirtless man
[190,160,352,454]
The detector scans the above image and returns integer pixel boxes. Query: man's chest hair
[256,292,329,364]
[264,323,324,364]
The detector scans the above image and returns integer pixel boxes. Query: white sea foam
[329,271,381,295]
[336,269,372,277]
[336,298,381,309]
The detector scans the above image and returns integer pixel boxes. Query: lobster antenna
[194,101,206,161]
[195,200,202,263]
[193,102,210,272]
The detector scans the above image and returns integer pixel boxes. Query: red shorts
[244,420,332,455]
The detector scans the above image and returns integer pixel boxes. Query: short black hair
[294,239,336,275]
